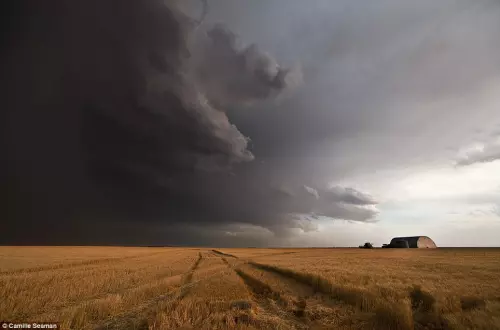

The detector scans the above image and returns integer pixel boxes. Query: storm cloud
[3,0,499,246]
[2,0,376,245]
[192,23,302,107]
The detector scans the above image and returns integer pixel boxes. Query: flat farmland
[1,247,499,329]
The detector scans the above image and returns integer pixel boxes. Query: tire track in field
[238,262,360,329]
[248,261,369,307]
[211,249,239,258]
[235,270,309,329]
[216,255,308,329]
[92,253,205,330]
[0,253,190,314]
[33,259,191,321]
[247,261,413,330]
[177,252,203,299]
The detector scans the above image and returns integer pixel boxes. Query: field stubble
[1,247,499,329]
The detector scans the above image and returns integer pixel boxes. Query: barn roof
[389,236,437,248]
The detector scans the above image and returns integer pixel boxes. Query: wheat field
[1,247,499,329]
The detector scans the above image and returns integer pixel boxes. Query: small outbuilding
[387,236,437,248]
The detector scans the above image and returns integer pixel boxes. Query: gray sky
[191,0,500,246]
[3,0,500,246]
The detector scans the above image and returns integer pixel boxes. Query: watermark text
[1,322,59,329]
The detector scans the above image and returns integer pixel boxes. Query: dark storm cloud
[2,0,374,245]
[192,23,302,107]
[7,0,496,246]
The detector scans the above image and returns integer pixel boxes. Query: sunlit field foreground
[1,247,499,329]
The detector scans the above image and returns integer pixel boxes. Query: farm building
[384,236,437,248]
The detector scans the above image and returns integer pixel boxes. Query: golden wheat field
[1,247,499,330]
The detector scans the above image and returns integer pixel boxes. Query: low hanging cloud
[267,185,379,226]
[214,184,379,243]
[455,141,500,166]
[321,186,378,205]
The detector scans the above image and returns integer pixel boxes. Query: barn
[387,236,437,248]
